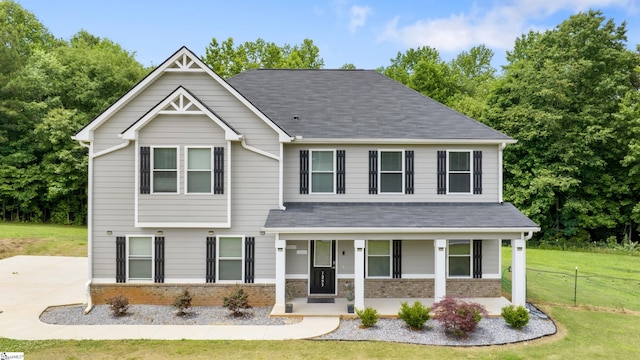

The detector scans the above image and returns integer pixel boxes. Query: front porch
[270,296,511,317]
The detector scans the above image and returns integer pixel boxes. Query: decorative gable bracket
[165,53,205,73]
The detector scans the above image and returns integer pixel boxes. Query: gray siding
[285,240,308,275]
[137,115,229,225]
[482,239,500,276]
[337,240,354,275]
[402,240,435,275]
[284,144,499,203]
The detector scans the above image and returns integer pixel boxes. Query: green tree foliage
[486,10,640,243]
[202,37,324,78]
[0,2,147,223]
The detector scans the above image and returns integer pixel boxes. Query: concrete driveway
[0,256,338,340]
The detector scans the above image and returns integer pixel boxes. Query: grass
[503,247,640,311]
[0,222,87,259]
[0,224,639,358]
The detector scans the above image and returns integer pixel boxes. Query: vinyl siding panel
[482,239,500,276]
[402,240,434,275]
[286,240,308,275]
[284,144,500,203]
[337,240,354,275]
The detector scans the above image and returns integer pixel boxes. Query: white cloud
[349,5,373,33]
[378,0,636,53]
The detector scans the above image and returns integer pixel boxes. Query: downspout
[77,139,130,314]
[239,136,287,210]
[499,142,506,203]
[523,231,533,241]
[78,140,94,314]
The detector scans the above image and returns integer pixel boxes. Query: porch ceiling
[264,202,539,232]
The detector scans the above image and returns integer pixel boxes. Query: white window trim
[185,146,213,195]
[447,239,472,278]
[378,150,405,194]
[366,240,392,278]
[126,235,155,282]
[216,235,245,283]
[310,149,336,194]
[446,149,473,194]
[151,146,180,194]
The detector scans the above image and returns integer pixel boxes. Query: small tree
[432,296,487,337]
[172,288,193,316]
[223,285,251,317]
[398,301,431,330]
[501,304,530,329]
[105,294,129,317]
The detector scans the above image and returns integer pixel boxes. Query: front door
[309,240,336,294]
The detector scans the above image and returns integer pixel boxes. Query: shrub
[173,288,193,316]
[432,296,488,337]
[223,285,251,317]
[501,305,530,329]
[355,306,379,327]
[398,301,431,330]
[105,294,129,317]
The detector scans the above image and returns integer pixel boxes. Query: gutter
[240,136,287,210]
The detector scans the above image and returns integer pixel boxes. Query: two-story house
[73,47,538,314]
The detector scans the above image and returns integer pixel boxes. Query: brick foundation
[446,279,501,297]
[364,279,435,298]
[90,283,275,306]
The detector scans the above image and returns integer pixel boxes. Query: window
[379,151,403,193]
[218,236,243,282]
[152,147,178,193]
[367,240,391,277]
[187,147,212,193]
[448,240,471,277]
[311,150,335,193]
[128,236,153,280]
[448,151,471,193]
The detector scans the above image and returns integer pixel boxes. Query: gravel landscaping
[40,304,557,346]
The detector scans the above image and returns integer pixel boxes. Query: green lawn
[503,247,640,311]
[0,222,87,259]
[0,224,639,358]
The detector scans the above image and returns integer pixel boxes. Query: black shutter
[336,150,346,194]
[154,236,165,283]
[473,151,482,194]
[405,150,414,194]
[393,240,402,279]
[116,236,126,283]
[244,237,255,283]
[473,240,482,279]
[300,150,309,194]
[369,150,378,194]
[140,147,150,194]
[206,236,216,283]
[437,151,447,194]
[214,147,224,194]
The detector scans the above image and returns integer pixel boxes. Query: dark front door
[309,240,336,294]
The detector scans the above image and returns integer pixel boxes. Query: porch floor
[271,297,511,317]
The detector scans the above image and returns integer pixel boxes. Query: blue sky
[17,0,640,70]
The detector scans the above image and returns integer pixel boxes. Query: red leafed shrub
[432,296,488,337]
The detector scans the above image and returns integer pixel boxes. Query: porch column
[511,237,526,306]
[274,236,287,313]
[354,239,365,310]
[434,239,447,300]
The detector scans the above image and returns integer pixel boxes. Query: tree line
[1,2,639,245]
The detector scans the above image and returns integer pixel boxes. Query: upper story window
[311,150,335,193]
[448,151,471,193]
[380,151,404,193]
[186,147,212,194]
[152,147,178,193]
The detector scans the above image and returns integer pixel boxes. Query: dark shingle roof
[227,69,512,141]
[264,202,538,230]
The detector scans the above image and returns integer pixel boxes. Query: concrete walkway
[0,256,339,340]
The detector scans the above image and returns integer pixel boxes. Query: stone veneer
[90,283,275,306]
[446,279,501,298]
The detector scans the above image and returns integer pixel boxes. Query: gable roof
[227,69,513,143]
[263,202,539,233]
[120,86,241,141]
[73,46,290,142]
